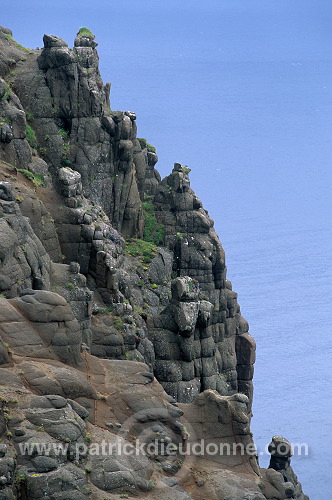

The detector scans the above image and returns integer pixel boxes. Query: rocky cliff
[0,27,308,500]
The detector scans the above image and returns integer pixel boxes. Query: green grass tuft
[142,200,165,245]
[1,83,11,101]
[26,111,34,122]
[126,238,158,263]
[58,128,68,139]
[3,33,31,53]
[137,138,156,153]
[25,124,38,148]
[17,169,45,187]
[77,27,95,39]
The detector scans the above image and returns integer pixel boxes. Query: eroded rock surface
[0,27,309,500]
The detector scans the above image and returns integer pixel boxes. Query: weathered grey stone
[174,302,199,335]
[154,360,182,382]
[43,34,68,48]
[0,183,14,201]
[67,399,89,419]
[32,456,58,472]
[236,333,256,365]
[268,435,292,458]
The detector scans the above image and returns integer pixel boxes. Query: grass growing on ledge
[17,169,45,187]
[182,166,191,175]
[142,199,165,246]
[77,27,95,39]
[97,307,113,314]
[58,128,68,140]
[126,239,158,263]
[25,124,38,148]
[137,138,156,153]
[0,83,11,102]
[3,33,31,53]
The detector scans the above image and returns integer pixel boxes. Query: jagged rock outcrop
[11,32,145,239]
[0,27,309,500]
[0,181,51,296]
[258,436,308,500]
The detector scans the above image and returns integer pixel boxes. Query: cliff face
[0,27,308,500]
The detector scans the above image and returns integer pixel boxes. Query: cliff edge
[0,27,308,500]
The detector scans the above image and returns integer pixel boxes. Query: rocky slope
[0,27,308,499]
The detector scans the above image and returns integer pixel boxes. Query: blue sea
[3,0,332,497]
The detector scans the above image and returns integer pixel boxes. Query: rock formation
[0,26,308,499]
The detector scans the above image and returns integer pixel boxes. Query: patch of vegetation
[60,134,72,166]
[114,317,123,329]
[61,157,72,167]
[15,470,26,485]
[97,306,113,314]
[142,200,165,245]
[187,278,198,292]
[84,432,92,445]
[147,480,157,490]
[17,169,45,187]
[134,305,149,321]
[258,481,266,491]
[133,305,145,316]
[125,351,140,361]
[1,83,11,102]
[77,27,95,39]
[3,407,11,422]
[199,291,209,301]
[25,124,38,148]
[126,238,158,263]
[182,166,191,175]
[0,293,6,298]
[3,33,31,53]
[26,111,35,122]
[137,138,156,153]
[58,128,68,140]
